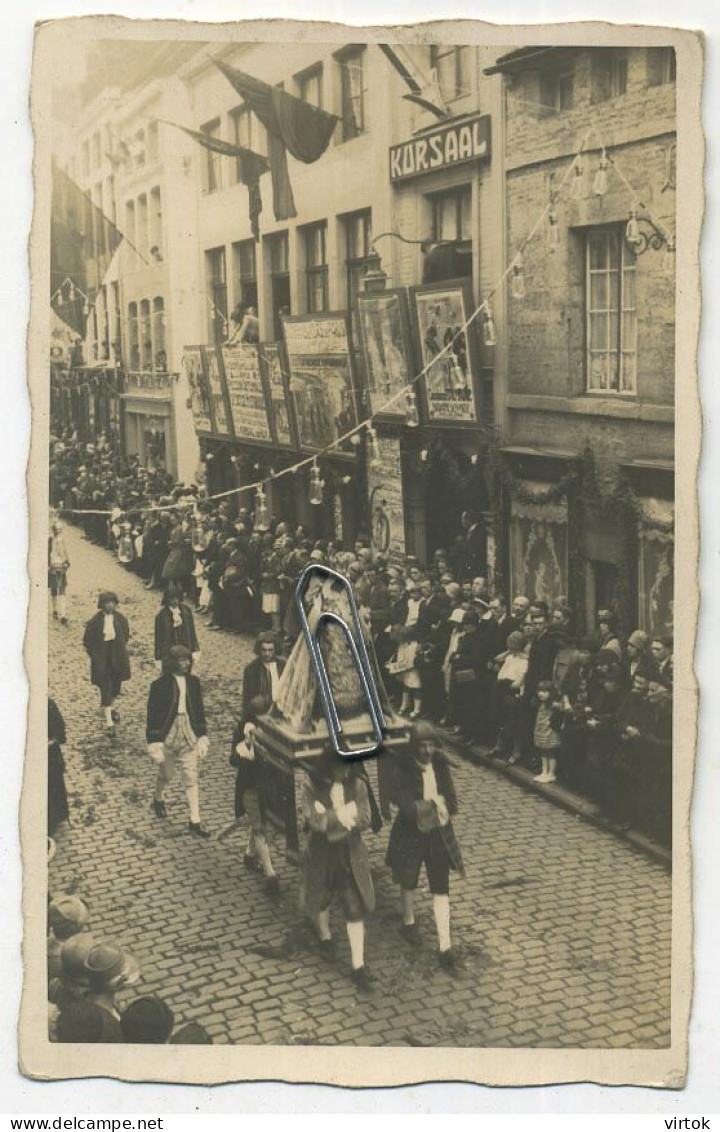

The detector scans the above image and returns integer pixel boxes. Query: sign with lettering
[367,436,406,562]
[182,346,213,436]
[202,346,232,438]
[259,342,295,448]
[410,279,482,426]
[281,313,358,454]
[221,342,273,444]
[389,114,491,183]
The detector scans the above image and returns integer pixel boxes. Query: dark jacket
[386,749,464,886]
[146,672,207,743]
[300,772,375,917]
[242,656,286,715]
[83,611,131,687]
[460,523,487,581]
[154,603,199,661]
[524,629,562,701]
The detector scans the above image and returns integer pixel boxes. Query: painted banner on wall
[259,342,294,448]
[366,435,406,562]
[282,313,358,453]
[221,342,273,444]
[202,346,232,437]
[357,289,416,421]
[510,494,568,605]
[182,346,213,436]
[411,280,480,425]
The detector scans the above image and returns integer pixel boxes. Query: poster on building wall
[221,342,273,445]
[281,313,358,454]
[638,498,675,639]
[182,345,213,436]
[259,342,295,448]
[366,435,406,562]
[357,289,416,420]
[510,496,568,605]
[202,346,232,438]
[410,280,480,425]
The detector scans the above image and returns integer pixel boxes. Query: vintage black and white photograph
[24,18,700,1088]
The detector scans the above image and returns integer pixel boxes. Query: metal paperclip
[294,563,385,760]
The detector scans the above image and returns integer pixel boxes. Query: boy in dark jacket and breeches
[386,721,464,971]
[154,582,200,672]
[83,591,131,737]
[146,645,210,838]
[300,752,376,992]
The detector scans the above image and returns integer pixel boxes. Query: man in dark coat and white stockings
[386,721,464,971]
[146,645,211,838]
[82,591,131,737]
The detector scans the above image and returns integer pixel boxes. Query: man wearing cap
[83,591,131,737]
[146,645,211,837]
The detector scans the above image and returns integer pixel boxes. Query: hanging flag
[51,162,124,336]
[213,58,340,222]
[378,44,449,119]
[160,120,269,241]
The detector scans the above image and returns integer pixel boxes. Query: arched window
[128,302,139,370]
[140,299,152,370]
[152,298,166,371]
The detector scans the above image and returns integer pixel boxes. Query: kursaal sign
[389,113,491,183]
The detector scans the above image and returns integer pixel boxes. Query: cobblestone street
[47,524,672,1048]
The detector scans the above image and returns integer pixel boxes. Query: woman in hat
[82,591,131,737]
[386,722,464,971]
[48,518,70,625]
[300,752,376,992]
[260,532,283,634]
[154,582,200,672]
[146,645,211,838]
[83,941,141,1022]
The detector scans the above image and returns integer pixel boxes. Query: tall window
[338,47,366,141]
[431,186,471,243]
[585,227,637,394]
[591,50,628,103]
[304,222,328,313]
[206,247,228,344]
[125,200,136,255]
[81,140,90,177]
[152,298,166,371]
[427,186,472,281]
[233,239,258,313]
[540,69,575,112]
[147,120,159,163]
[201,118,223,192]
[344,209,372,309]
[105,175,117,227]
[647,47,676,86]
[429,45,470,102]
[134,129,146,169]
[230,106,266,181]
[136,193,149,256]
[128,302,140,370]
[91,130,101,169]
[140,299,152,370]
[297,64,323,109]
[268,231,290,340]
[111,281,122,361]
[149,186,163,260]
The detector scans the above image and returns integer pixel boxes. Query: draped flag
[51,162,124,336]
[159,120,270,241]
[213,58,340,222]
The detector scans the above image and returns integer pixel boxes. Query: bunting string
[57,122,673,518]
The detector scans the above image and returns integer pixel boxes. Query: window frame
[343,209,373,311]
[336,46,367,142]
[233,238,259,315]
[584,225,638,397]
[205,246,228,345]
[429,45,470,103]
[303,221,329,313]
[297,63,324,110]
[201,118,223,193]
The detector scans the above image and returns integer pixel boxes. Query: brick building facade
[486,45,676,635]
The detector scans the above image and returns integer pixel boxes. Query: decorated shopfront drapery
[510,491,569,605]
